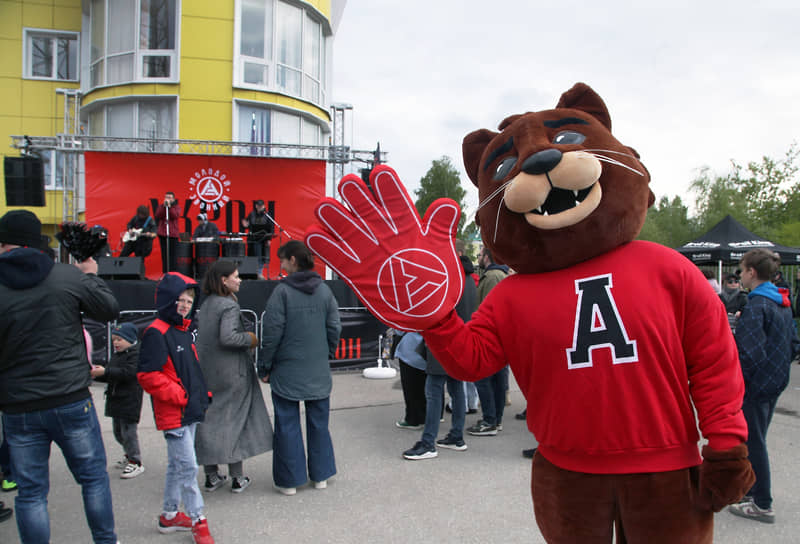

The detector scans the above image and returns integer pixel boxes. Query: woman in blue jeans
[258,241,341,495]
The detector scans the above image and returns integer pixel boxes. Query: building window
[23,29,79,81]
[234,0,328,106]
[41,150,66,189]
[235,102,324,157]
[86,98,176,150]
[90,0,178,88]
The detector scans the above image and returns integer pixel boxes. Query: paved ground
[1,365,798,543]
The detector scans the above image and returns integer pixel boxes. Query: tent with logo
[675,215,800,281]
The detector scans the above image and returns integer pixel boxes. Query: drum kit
[175,232,259,279]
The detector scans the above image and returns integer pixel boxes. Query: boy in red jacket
[138,272,214,544]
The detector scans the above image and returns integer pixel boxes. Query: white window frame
[232,99,328,157]
[84,96,179,150]
[233,0,329,107]
[22,28,80,82]
[88,0,180,89]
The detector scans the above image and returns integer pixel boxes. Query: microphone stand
[164,200,171,274]
[259,211,290,280]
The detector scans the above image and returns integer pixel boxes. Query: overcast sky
[330,0,799,218]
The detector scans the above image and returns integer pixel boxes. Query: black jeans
[158,235,177,274]
[742,394,778,509]
[399,361,427,425]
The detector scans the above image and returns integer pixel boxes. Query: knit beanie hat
[0,210,43,248]
[111,323,138,344]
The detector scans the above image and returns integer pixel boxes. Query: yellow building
[0,0,347,241]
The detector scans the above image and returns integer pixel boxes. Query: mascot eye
[553,131,586,145]
[493,157,518,181]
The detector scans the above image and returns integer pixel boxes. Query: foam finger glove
[305,165,463,331]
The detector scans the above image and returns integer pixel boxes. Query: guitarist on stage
[120,205,157,259]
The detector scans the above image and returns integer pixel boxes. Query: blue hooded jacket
[735,281,800,399]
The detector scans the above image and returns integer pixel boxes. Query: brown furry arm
[697,444,756,512]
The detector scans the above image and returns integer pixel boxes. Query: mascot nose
[521,149,562,175]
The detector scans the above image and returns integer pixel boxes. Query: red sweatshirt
[424,241,747,474]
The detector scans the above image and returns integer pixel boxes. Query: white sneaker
[312,480,327,489]
[120,463,145,479]
[275,485,296,495]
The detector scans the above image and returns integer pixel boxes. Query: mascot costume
[306,83,754,543]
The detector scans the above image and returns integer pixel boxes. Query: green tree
[637,195,698,248]
[414,156,468,237]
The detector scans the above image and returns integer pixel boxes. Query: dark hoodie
[283,269,322,294]
[0,248,120,412]
[137,272,210,430]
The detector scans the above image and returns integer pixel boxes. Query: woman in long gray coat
[195,259,272,493]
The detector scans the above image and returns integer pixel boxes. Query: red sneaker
[192,518,215,544]
[158,512,192,533]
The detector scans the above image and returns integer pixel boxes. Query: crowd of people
[1,207,799,542]
[0,210,339,544]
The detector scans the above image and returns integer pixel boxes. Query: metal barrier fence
[91,306,385,370]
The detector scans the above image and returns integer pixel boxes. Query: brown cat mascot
[306,83,755,543]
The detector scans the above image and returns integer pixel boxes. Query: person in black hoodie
[0,210,120,543]
[91,322,145,479]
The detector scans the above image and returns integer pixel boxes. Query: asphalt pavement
[1,364,798,543]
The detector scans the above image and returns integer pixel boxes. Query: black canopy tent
[675,215,800,282]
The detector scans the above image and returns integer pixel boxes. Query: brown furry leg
[615,466,713,543]
[531,453,615,543]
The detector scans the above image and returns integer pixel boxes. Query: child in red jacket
[137,272,214,544]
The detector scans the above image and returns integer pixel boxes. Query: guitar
[123,228,156,243]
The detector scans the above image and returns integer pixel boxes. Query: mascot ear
[556,82,612,131]
[463,128,498,187]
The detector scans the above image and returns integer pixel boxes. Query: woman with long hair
[194,259,272,493]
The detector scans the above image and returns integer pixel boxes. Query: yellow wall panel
[180,58,233,102]
[0,77,22,116]
[180,100,232,140]
[22,2,54,29]
[52,5,82,30]
[0,1,23,39]
[0,115,23,141]
[0,39,23,78]
[183,0,233,19]
[182,16,233,61]
[20,81,58,120]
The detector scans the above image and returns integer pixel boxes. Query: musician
[241,199,274,258]
[120,205,156,258]
[193,213,220,239]
[155,191,180,273]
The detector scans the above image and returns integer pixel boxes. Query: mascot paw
[697,444,756,512]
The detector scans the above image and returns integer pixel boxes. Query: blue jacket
[137,273,210,430]
[734,281,800,399]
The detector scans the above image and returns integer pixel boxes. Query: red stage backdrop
[85,152,326,280]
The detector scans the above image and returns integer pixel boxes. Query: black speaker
[97,257,144,280]
[4,156,45,206]
[223,256,263,279]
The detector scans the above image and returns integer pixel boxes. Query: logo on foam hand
[377,249,448,317]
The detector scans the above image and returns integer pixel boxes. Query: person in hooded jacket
[719,274,748,331]
[91,322,145,478]
[729,249,800,524]
[258,241,341,495]
[0,210,120,544]
[137,272,215,544]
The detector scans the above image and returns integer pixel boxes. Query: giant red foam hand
[305,165,463,332]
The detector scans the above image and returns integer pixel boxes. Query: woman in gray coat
[258,241,341,495]
[195,259,273,493]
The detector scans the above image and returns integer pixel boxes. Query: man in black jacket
[0,210,120,543]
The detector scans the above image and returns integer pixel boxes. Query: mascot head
[463,83,654,274]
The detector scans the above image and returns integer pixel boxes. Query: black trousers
[158,235,177,274]
[399,361,427,425]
